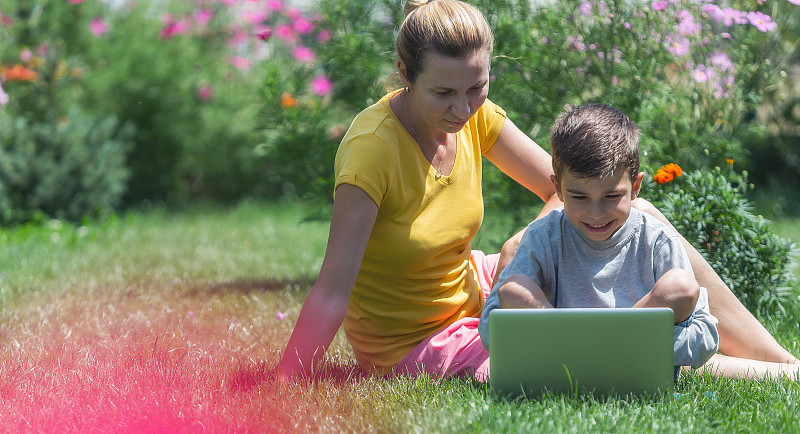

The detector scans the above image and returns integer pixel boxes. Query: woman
[277,0,799,381]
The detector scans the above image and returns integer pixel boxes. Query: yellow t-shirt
[334,91,507,374]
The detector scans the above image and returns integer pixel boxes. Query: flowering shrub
[641,162,797,318]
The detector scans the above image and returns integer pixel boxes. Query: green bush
[641,163,798,318]
[0,26,131,225]
[0,108,130,225]
[254,0,397,206]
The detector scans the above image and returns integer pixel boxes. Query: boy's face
[552,167,645,242]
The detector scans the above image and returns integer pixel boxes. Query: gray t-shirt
[479,207,719,369]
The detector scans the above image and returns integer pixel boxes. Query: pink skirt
[393,250,498,382]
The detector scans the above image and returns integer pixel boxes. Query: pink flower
[285,7,302,21]
[0,82,9,106]
[266,0,284,11]
[257,27,273,41]
[720,8,748,26]
[160,15,189,39]
[578,2,593,15]
[714,74,734,99]
[230,56,251,71]
[317,30,331,44]
[702,4,724,21]
[227,30,248,47]
[89,17,107,36]
[651,1,668,11]
[677,11,700,35]
[692,64,714,83]
[567,36,586,52]
[276,311,285,320]
[710,51,733,71]
[19,48,33,63]
[275,23,297,43]
[194,9,213,27]
[623,21,632,30]
[197,85,213,101]
[241,9,267,25]
[788,0,800,5]
[665,36,690,57]
[310,75,333,96]
[291,45,315,62]
[69,0,84,3]
[747,11,777,32]
[293,17,315,34]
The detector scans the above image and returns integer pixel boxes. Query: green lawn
[1,202,798,432]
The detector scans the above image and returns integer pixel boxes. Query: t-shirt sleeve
[474,99,507,154]
[334,133,390,206]
[652,232,693,280]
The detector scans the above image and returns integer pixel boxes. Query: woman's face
[405,50,491,134]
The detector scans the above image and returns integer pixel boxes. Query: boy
[478,103,719,372]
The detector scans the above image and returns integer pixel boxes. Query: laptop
[488,308,674,397]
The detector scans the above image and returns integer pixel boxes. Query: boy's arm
[497,274,554,309]
[652,229,720,368]
[673,286,720,369]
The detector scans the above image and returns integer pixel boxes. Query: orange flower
[661,163,682,177]
[280,92,298,108]
[653,168,674,185]
[1,64,38,81]
[726,158,735,165]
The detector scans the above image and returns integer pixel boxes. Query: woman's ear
[631,171,645,198]
[397,59,411,88]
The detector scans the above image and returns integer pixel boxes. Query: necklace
[398,88,446,180]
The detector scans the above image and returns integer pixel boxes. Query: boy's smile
[552,167,644,242]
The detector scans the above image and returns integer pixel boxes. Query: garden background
[1,0,800,431]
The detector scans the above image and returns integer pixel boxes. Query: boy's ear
[550,174,564,202]
[631,171,645,198]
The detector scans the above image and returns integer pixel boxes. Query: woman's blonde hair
[397,0,493,83]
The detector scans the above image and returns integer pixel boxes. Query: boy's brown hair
[550,103,640,184]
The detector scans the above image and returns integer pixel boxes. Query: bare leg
[694,354,800,381]
[634,198,799,364]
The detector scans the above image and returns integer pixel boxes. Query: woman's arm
[277,184,379,379]
[483,117,557,205]
[484,117,563,284]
